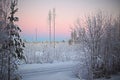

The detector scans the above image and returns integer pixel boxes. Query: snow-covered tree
[73,11,120,80]
[0,0,25,80]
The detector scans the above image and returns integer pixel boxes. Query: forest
[0,0,120,80]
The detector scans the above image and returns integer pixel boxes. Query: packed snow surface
[19,61,80,80]
[19,61,120,80]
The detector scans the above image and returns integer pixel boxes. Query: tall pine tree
[0,0,25,80]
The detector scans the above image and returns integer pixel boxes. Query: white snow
[19,42,120,80]
[19,61,81,80]
[23,42,82,63]
[19,61,120,80]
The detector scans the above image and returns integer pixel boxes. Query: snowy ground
[24,42,82,63]
[19,61,120,80]
[19,61,80,80]
[19,42,84,80]
[20,42,120,80]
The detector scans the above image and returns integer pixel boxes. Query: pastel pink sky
[16,0,119,41]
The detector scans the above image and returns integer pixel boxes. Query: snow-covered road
[20,65,74,77]
[19,61,80,80]
[19,61,120,80]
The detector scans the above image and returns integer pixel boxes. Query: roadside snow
[24,42,82,63]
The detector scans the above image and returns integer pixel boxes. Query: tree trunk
[8,54,10,80]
